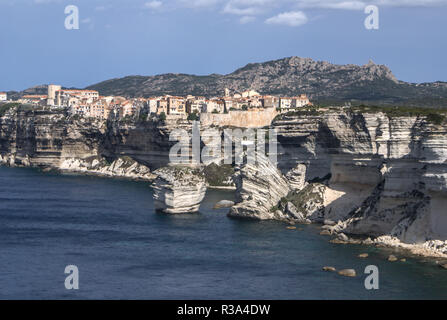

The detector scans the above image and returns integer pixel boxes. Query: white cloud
[33,0,60,4]
[223,0,276,15]
[179,0,222,8]
[265,11,308,26]
[144,1,163,10]
[294,0,447,10]
[240,15,256,23]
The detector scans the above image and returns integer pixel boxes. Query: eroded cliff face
[2,107,447,252]
[0,109,102,167]
[0,107,176,179]
[272,111,447,246]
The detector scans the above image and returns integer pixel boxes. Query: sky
[0,0,446,91]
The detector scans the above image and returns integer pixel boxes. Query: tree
[159,112,166,121]
[187,111,199,121]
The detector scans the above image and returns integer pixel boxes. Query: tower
[47,84,61,106]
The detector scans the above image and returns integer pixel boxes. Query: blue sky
[0,0,446,91]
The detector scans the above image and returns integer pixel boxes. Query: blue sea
[0,166,446,299]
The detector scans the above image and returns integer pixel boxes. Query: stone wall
[200,108,277,128]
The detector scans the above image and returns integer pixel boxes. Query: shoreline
[1,161,447,267]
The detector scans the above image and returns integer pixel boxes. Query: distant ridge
[8,57,447,107]
[85,57,447,107]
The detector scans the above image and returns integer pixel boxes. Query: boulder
[323,266,336,272]
[285,202,311,224]
[338,269,356,277]
[337,233,349,241]
[213,200,235,209]
[388,255,398,262]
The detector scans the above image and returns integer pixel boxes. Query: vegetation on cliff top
[350,105,447,125]
[202,163,234,187]
[0,103,20,116]
[275,105,447,125]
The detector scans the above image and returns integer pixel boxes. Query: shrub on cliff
[350,105,447,124]
[0,103,20,116]
[202,163,234,187]
[187,111,199,121]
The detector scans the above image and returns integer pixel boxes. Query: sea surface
[0,166,446,299]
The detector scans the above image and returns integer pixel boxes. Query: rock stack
[152,166,207,214]
[229,153,290,220]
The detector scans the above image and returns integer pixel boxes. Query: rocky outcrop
[0,107,177,174]
[59,156,156,180]
[285,163,307,191]
[152,167,207,214]
[273,109,447,257]
[229,153,291,220]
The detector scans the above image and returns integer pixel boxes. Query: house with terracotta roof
[0,92,7,101]
[167,96,186,115]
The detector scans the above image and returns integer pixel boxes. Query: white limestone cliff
[152,167,207,214]
[271,110,447,257]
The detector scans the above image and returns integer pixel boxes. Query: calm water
[0,166,446,300]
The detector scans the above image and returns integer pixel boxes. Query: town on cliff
[0,85,311,121]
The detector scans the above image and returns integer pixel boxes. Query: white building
[0,92,7,101]
[47,84,62,105]
[147,97,160,114]
[241,90,260,98]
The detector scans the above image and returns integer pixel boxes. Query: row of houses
[4,86,311,120]
[147,90,311,116]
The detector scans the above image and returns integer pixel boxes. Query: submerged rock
[152,167,207,214]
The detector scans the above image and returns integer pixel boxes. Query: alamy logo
[364,265,379,290]
[169,121,277,169]
[364,5,379,30]
[65,5,79,30]
[64,265,79,290]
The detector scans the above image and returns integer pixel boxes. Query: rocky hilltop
[86,57,447,107]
